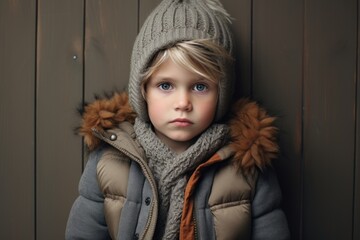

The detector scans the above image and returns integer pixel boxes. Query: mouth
[170,118,193,127]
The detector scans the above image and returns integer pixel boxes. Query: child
[66,0,290,239]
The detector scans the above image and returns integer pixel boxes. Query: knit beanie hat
[128,0,234,122]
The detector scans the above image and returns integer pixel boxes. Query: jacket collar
[78,92,278,171]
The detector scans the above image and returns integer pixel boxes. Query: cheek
[147,98,165,123]
[197,98,218,121]
[202,104,217,119]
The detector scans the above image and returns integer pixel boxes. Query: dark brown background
[1,0,359,239]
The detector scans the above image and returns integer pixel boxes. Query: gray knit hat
[128,0,234,122]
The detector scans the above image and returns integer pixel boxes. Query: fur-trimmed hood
[78,92,278,170]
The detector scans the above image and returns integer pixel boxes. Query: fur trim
[78,92,278,169]
[78,92,136,150]
[228,99,278,171]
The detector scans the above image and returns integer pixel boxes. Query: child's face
[145,59,218,152]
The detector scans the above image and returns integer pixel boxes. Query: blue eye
[194,84,208,92]
[159,83,172,91]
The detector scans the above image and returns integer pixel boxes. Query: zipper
[92,128,158,240]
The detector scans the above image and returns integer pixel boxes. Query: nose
[175,91,192,112]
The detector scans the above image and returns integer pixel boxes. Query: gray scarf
[134,118,229,239]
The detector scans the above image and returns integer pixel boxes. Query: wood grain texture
[84,0,138,101]
[222,0,252,99]
[0,1,36,239]
[303,0,357,239]
[36,0,84,239]
[252,1,304,238]
[354,1,360,237]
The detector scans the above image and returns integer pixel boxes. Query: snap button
[145,197,151,206]
[109,134,117,141]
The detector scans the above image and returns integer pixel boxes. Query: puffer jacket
[65,92,290,240]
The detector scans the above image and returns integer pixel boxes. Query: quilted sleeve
[65,148,111,240]
[251,167,290,240]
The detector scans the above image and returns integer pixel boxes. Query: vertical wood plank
[354,1,360,237]
[252,1,304,238]
[303,0,357,239]
[36,1,84,239]
[84,0,138,102]
[0,1,36,239]
[355,82,360,238]
[222,0,252,98]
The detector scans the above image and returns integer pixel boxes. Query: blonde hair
[141,39,233,95]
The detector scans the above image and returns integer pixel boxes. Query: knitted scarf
[134,118,229,239]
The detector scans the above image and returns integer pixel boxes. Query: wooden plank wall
[36,1,84,239]
[0,0,359,239]
[0,1,36,239]
[250,0,304,238]
[302,1,357,239]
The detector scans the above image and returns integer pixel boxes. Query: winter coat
[65,92,290,240]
